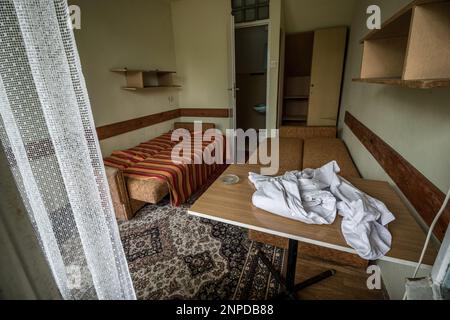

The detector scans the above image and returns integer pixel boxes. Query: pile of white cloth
[248,161,395,260]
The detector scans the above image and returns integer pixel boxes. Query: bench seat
[303,138,361,178]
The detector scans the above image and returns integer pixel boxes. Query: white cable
[403,186,450,300]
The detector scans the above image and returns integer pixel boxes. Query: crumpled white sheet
[248,161,395,260]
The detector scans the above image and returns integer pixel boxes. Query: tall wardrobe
[280,27,347,127]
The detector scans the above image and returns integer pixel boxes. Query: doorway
[234,24,269,132]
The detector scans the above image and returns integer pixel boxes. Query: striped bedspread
[104,132,176,170]
[104,132,224,206]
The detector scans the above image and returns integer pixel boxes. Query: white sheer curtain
[0,0,136,300]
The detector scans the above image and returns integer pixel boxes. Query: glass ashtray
[221,174,240,185]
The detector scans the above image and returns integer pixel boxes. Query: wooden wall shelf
[111,68,181,91]
[354,0,450,88]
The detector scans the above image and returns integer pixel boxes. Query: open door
[235,25,268,132]
[307,27,347,127]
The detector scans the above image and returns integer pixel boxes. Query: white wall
[284,0,357,33]
[339,0,450,299]
[171,0,283,132]
[73,0,283,146]
[171,0,232,132]
[71,0,180,156]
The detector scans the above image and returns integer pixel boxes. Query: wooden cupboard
[281,27,347,127]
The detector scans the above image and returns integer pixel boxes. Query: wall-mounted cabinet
[354,0,450,88]
[111,68,181,91]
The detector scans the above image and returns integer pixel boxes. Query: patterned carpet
[119,201,285,300]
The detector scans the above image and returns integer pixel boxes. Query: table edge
[188,209,433,268]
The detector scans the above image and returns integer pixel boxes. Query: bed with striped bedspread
[104,132,223,206]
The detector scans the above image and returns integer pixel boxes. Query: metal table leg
[255,239,336,300]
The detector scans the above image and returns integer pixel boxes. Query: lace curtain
[0,0,136,299]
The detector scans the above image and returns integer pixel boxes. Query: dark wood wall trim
[179,108,230,118]
[345,111,450,241]
[96,108,230,140]
[96,109,180,140]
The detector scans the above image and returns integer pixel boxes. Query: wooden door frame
[234,19,271,133]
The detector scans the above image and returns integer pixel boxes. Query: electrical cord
[403,186,450,300]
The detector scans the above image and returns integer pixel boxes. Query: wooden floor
[292,254,388,300]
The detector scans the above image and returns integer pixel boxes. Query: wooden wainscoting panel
[174,122,216,131]
[96,108,231,140]
[179,108,230,118]
[345,111,450,241]
[96,109,180,140]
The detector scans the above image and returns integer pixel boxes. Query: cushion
[280,126,336,139]
[250,137,303,171]
[126,177,169,204]
[303,138,360,178]
[278,137,303,171]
